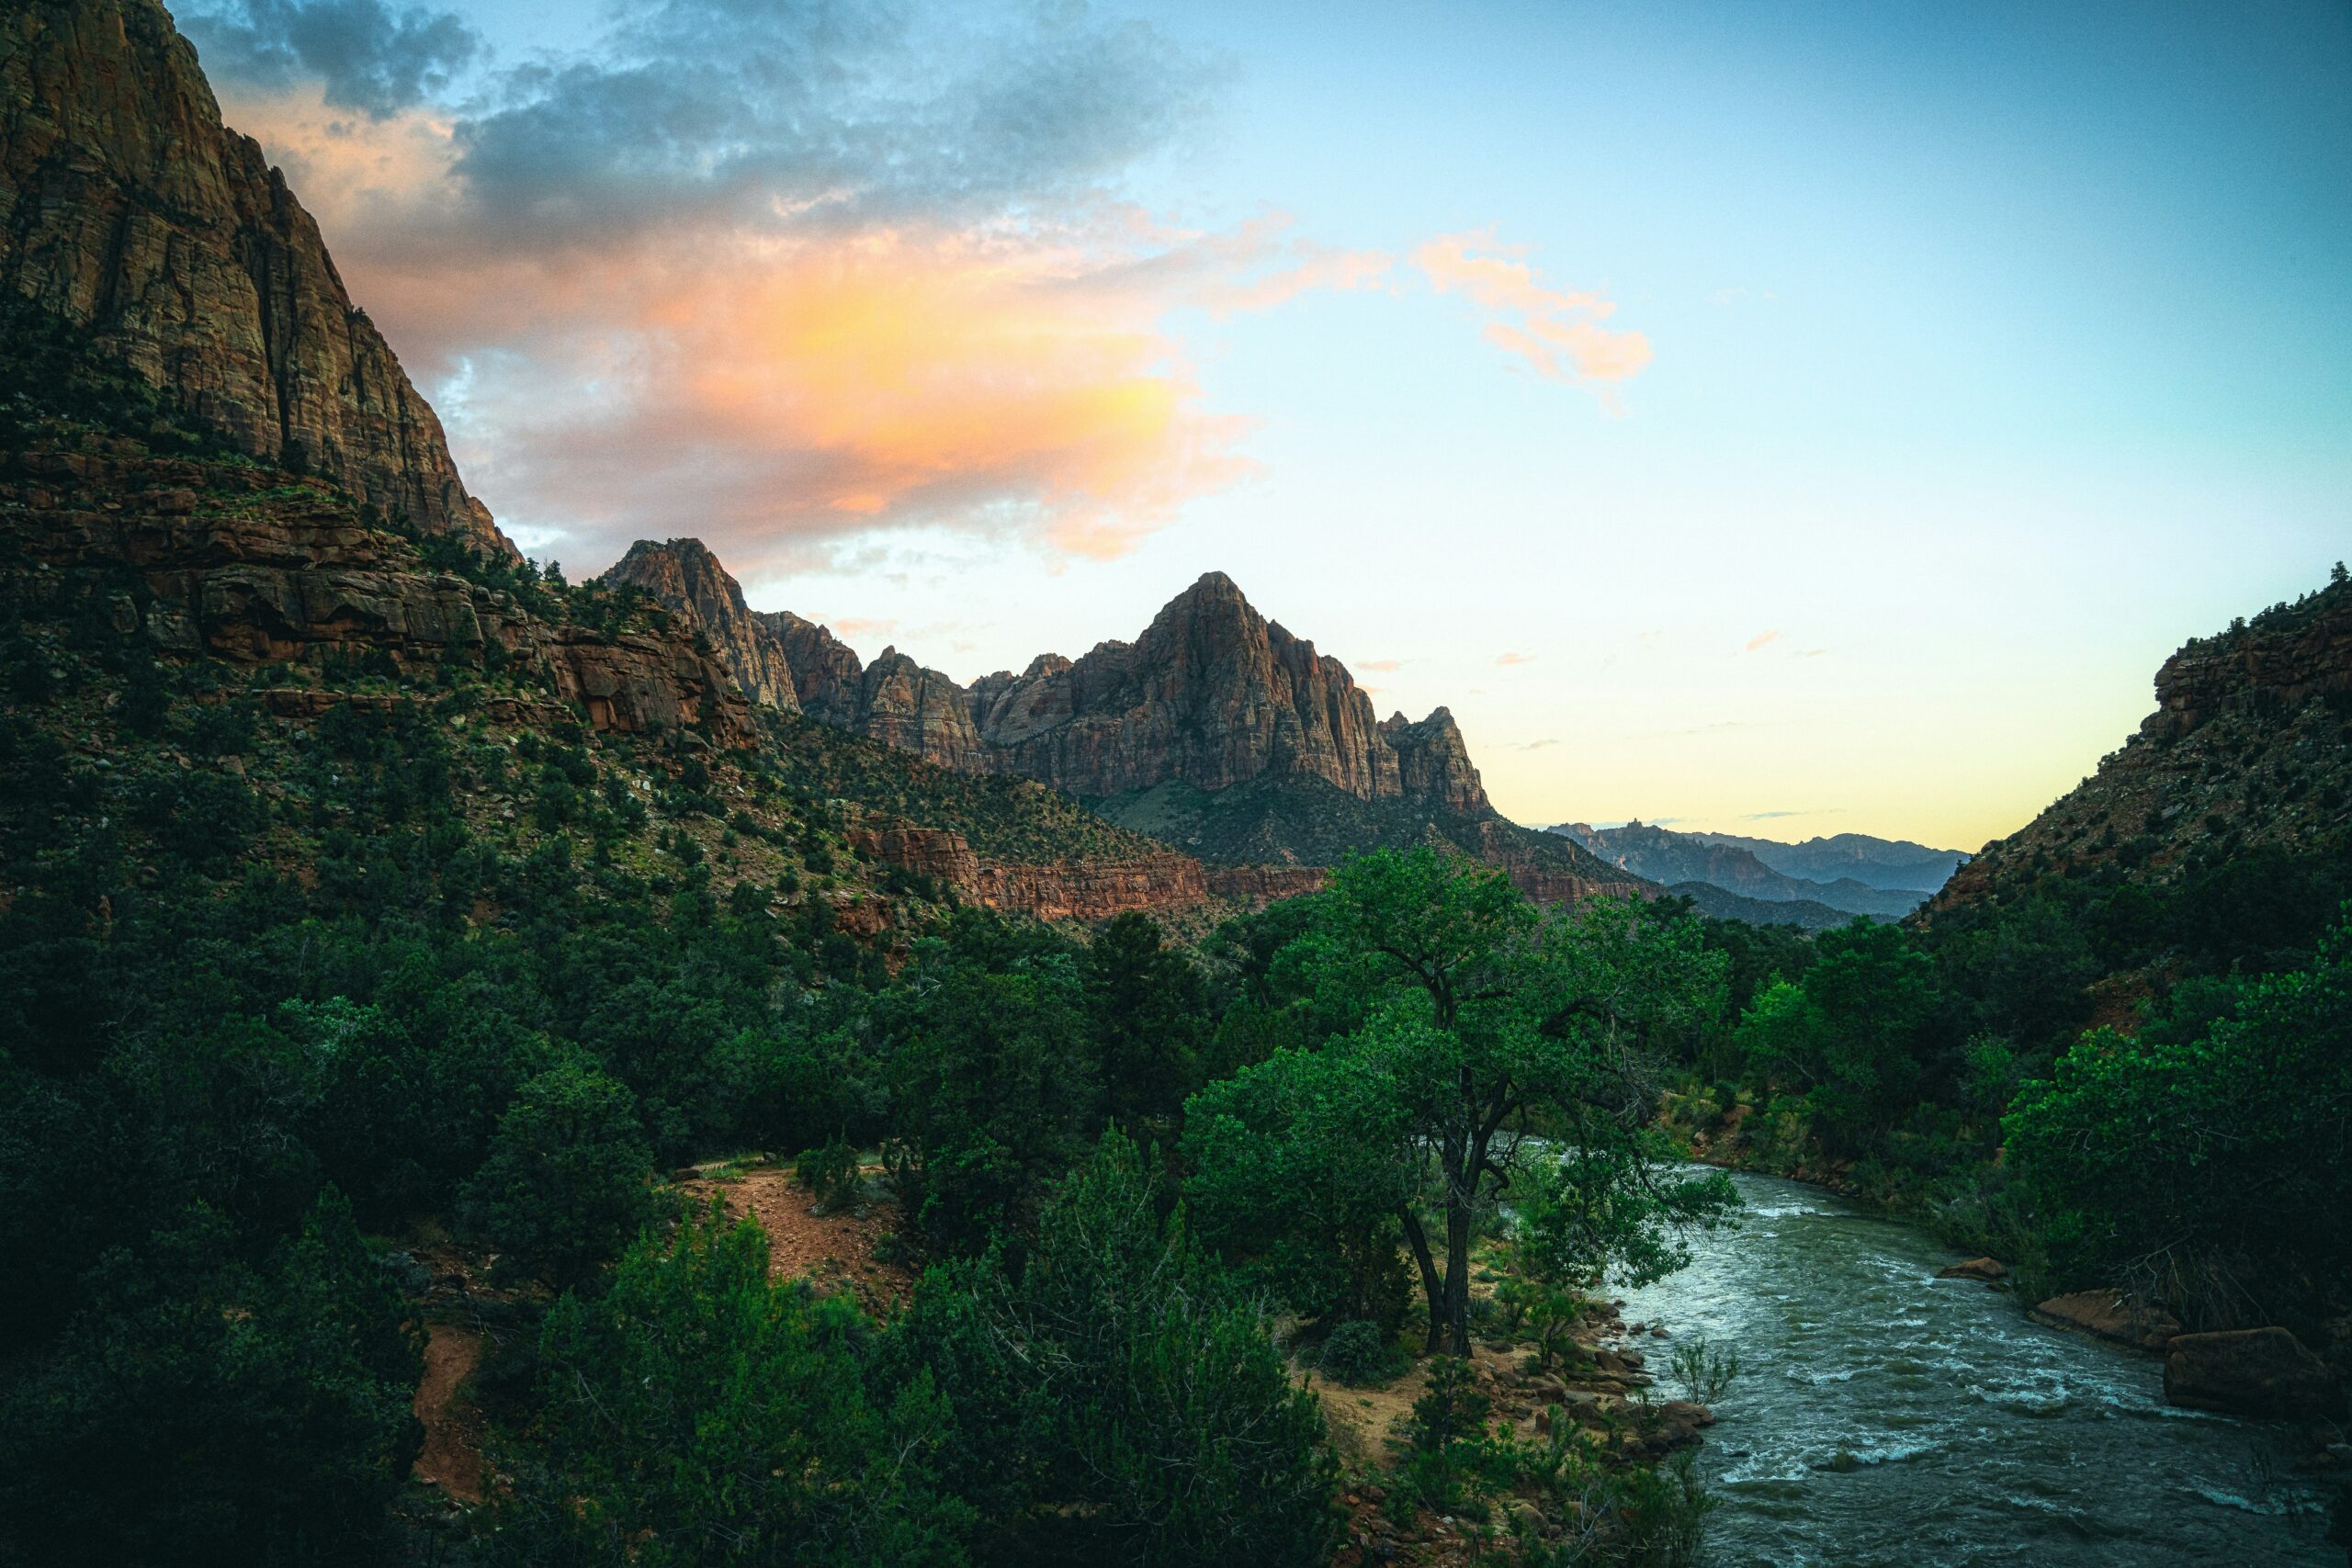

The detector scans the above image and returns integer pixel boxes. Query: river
[1615,1168,2340,1565]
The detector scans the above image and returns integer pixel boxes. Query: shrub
[1318,1319,1407,1385]
[458,1062,654,1287]
[492,1207,969,1567]
[797,1135,862,1213]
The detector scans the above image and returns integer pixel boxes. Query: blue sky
[187,0,2351,849]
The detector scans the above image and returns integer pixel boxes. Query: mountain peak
[0,0,513,556]
[605,540,797,712]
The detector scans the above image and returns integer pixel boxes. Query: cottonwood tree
[1187,847,1737,1355]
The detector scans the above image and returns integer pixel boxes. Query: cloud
[1415,229,1650,390]
[1709,286,1777,307]
[1518,738,1562,750]
[209,1,1410,572]
[1356,658,1405,672]
[1495,650,1537,666]
[1742,809,1837,820]
[183,0,481,117]
[1744,630,1781,653]
[443,0,1219,249]
[1795,647,1829,659]
[831,617,899,641]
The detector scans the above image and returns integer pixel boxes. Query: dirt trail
[412,1321,485,1504]
[683,1167,915,1312]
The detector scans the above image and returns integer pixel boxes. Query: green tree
[896,1131,1336,1565]
[1736,919,1941,1154]
[884,931,1096,1253]
[495,1205,969,1567]
[1190,849,1735,1355]
[0,1191,421,1567]
[2004,911,2352,1325]
[458,1060,653,1286]
[1085,912,1208,1139]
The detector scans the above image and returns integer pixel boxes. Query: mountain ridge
[1551,819,1945,919]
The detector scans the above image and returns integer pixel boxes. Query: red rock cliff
[0,0,511,556]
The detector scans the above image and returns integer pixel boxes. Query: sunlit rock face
[761,570,1493,816]
[0,0,512,556]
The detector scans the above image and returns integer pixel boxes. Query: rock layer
[605,539,798,713]
[6,444,750,746]
[846,820,1213,921]
[0,0,510,555]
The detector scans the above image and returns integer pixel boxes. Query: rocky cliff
[843,820,1212,921]
[6,442,753,747]
[758,570,1493,817]
[0,0,509,556]
[605,539,798,713]
[1930,572,2352,914]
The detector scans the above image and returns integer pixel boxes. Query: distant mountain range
[1679,831,1967,893]
[1549,820,1966,919]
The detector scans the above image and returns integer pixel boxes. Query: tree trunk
[1401,1208,1448,1355]
[1443,1174,1474,1357]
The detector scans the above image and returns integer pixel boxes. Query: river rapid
[1615,1168,2339,1565]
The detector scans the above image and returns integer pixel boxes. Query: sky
[181,0,2352,852]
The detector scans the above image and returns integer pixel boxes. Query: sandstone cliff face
[846,820,1212,921]
[605,539,799,713]
[1929,575,2352,915]
[765,571,1495,822]
[763,611,866,726]
[0,0,509,556]
[6,442,751,746]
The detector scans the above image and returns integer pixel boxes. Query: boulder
[2030,1290,2181,1351]
[1937,1257,2009,1282]
[2164,1328,2337,1420]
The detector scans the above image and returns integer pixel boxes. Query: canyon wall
[0,0,510,555]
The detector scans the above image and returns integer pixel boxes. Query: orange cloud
[1357,658,1405,671]
[1745,630,1781,652]
[1496,650,1537,666]
[215,86,1395,570]
[1415,230,1651,390]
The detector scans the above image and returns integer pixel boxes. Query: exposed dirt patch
[681,1166,914,1313]
[412,1321,485,1504]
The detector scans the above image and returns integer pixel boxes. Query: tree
[0,1191,422,1566]
[2004,911,2352,1325]
[495,1205,969,1568]
[884,931,1096,1253]
[1189,849,1736,1356]
[458,1060,653,1286]
[894,1131,1335,1565]
[1736,919,1942,1153]
[1084,913,1208,1139]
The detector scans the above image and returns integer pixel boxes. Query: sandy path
[412,1321,486,1504]
[683,1167,915,1312]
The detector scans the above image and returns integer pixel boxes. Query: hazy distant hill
[1659,881,1858,930]
[1684,830,1966,892]
[1551,820,1941,918]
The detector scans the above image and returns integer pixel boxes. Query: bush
[492,1206,969,1567]
[458,1062,654,1286]
[797,1135,862,1213]
[1318,1319,1407,1385]
[895,1131,1337,1563]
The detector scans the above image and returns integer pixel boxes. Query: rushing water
[1615,1168,2339,1566]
